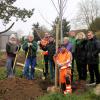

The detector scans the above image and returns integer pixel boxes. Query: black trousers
[76,62,87,80]
[71,53,75,81]
[88,64,100,83]
[44,55,48,75]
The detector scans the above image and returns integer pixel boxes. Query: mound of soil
[0,78,51,100]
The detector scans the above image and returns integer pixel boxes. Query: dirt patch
[0,77,52,100]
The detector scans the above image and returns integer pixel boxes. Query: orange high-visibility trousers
[59,67,71,83]
[59,67,72,94]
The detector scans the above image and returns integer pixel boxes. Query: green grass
[0,67,43,81]
[0,67,23,80]
[0,67,6,80]
[38,90,100,100]
[0,52,4,58]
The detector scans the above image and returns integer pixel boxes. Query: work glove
[37,41,41,45]
[28,43,32,47]
[57,62,62,68]
[58,64,62,68]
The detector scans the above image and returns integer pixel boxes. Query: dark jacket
[75,39,87,64]
[6,42,19,57]
[86,37,100,64]
[22,40,37,58]
[47,41,56,60]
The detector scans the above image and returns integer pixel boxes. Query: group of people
[75,31,100,85]
[5,30,100,94]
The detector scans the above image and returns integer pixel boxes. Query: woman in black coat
[75,32,87,81]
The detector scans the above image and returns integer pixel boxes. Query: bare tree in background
[77,0,100,30]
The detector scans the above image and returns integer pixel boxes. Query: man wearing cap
[6,34,19,78]
[22,33,37,80]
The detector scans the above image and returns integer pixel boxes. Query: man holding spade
[22,33,37,80]
[6,34,20,78]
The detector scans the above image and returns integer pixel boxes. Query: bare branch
[0,22,15,34]
[50,0,59,14]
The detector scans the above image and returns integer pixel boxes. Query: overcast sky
[0,0,81,35]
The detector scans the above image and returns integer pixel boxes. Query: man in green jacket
[22,33,37,80]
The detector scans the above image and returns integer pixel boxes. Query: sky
[0,0,81,35]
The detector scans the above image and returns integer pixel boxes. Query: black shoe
[96,81,100,84]
[89,80,95,84]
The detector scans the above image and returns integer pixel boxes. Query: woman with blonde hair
[75,32,87,81]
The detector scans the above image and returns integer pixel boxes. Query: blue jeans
[6,57,15,77]
[23,57,36,79]
[49,60,55,79]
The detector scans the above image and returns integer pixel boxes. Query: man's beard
[9,40,17,45]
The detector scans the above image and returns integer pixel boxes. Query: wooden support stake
[55,23,59,87]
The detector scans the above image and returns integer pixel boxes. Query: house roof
[0,31,17,36]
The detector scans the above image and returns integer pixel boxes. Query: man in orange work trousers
[54,44,72,94]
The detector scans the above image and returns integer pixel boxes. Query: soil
[0,78,53,100]
[0,52,54,100]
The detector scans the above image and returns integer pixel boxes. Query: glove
[57,63,62,68]
[37,41,41,45]
[58,64,61,68]
[28,43,32,47]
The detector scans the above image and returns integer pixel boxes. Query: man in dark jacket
[22,33,37,80]
[86,31,100,84]
[39,33,49,77]
[47,35,56,79]
[6,34,20,78]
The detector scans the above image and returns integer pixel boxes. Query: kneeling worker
[54,44,72,94]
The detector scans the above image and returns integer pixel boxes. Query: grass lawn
[38,91,100,100]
